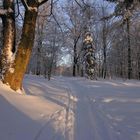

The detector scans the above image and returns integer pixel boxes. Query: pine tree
[83,32,96,80]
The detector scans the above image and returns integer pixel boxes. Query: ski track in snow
[23,76,76,140]
[1,75,140,140]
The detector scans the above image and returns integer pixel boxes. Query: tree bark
[126,17,132,79]
[102,20,107,79]
[73,43,77,77]
[1,0,16,76]
[137,51,140,80]
[48,53,55,81]
[36,47,41,75]
[3,6,38,90]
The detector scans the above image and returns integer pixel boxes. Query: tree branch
[74,0,83,8]
[15,0,20,17]
[100,13,115,21]
[38,0,54,17]
[21,0,29,11]
[52,13,64,37]
[21,0,38,11]
[39,0,49,6]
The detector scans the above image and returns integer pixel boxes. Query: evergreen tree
[83,32,96,80]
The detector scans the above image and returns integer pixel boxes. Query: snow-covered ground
[0,75,140,140]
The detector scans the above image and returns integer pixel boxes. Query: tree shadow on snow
[23,81,69,109]
[0,95,65,140]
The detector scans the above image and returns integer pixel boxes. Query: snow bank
[0,78,64,140]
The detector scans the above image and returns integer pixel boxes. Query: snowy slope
[0,75,140,140]
[0,76,66,140]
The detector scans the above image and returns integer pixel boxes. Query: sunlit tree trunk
[3,4,38,90]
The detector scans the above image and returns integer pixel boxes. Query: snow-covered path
[0,76,140,140]
[60,77,140,140]
[24,76,140,140]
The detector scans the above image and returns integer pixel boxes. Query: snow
[0,75,140,140]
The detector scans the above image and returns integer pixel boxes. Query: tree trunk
[48,57,53,81]
[1,0,16,75]
[81,67,84,77]
[126,17,132,79]
[73,63,76,77]
[102,20,107,79]
[77,63,80,76]
[98,52,102,77]
[73,43,77,77]
[3,8,38,90]
[138,52,140,80]
[36,47,41,75]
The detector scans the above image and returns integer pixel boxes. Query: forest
[0,0,140,91]
[0,1,140,140]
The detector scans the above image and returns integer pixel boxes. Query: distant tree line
[0,0,139,92]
